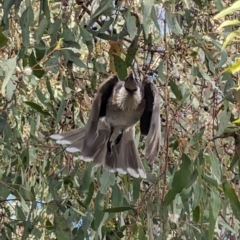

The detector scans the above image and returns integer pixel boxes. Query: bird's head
[124,72,141,92]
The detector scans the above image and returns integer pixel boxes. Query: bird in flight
[51,71,161,178]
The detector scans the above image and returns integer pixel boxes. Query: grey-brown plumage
[50,72,161,178]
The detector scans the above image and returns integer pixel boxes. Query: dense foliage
[1,0,240,239]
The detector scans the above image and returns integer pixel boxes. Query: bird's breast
[105,100,145,130]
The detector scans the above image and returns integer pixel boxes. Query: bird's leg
[107,140,112,153]
[115,131,123,145]
[107,127,114,154]
[107,128,123,154]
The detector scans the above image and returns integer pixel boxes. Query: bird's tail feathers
[50,127,146,178]
[105,131,146,178]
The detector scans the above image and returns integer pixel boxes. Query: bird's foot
[107,140,112,154]
[115,132,123,145]
[107,131,123,155]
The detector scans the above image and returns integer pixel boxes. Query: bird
[50,71,161,178]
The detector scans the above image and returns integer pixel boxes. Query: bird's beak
[124,72,139,91]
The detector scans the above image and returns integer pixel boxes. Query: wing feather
[83,75,119,148]
[140,78,161,164]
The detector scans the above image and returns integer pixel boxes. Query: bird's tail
[50,127,146,178]
[105,128,147,178]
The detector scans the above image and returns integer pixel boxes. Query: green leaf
[29,51,45,78]
[219,19,240,29]
[219,220,236,234]
[54,98,66,126]
[142,0,154,38]
[2,0,17,25]
[94,192,105,229]
[193,205,200,223]
[19,187,35,201]
[68,54,87,69]
[36,88,47,106]
[21,221,33,239]
[49,18,61,35]
[24,101,51,116]
[164,154,191,205]
[213,0,223,11]
[222,30,240,50]
[217,110,231,135]
[0,27,8,48]
[20,6,34,47]
[151,6,160,32]
[193,183,201,210]
[93,59,108,74]
[103,206,133,213]
[1,58,17,97]
[229,154,239,170]
[6,76,17,100]
[16,205,26,220]
[165,11,183,35]
[82,211,94,232]
[199,68,211,81]
[80,25,93,42]
[84,182,94,207]
[99,170,115,194]
[0,111,8,134]
[133,178,140,202]
[46,78,55,101]
[44,52,60,74]
[216,51,227,68]
[230,201,240,221]
[113,55,127,80]
[112,184,123,207]
[0,182,10,200]
[53,210,73,240]
[158,61,165,80]
[185,169,198,188]
[169,81,182,100]
[81,163,95,191]
[43,0,50,20]
[225,59,240,74]
[139,226,147,240]
[124,8,137,40]
[91,0,114,19]
[209,189,221,240]
[203,174,219,188]
[45,219,53,230]
[125,36,138,67]
[214,1,240,19]
[209,151,221,182]
[35,18,48,45]
[223,181,240,209]
[99,17,114,32]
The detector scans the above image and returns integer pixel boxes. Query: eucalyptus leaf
[209,189,221,240]
[0,111,8,134]
[54,98,66,126]
[1,58,17,97]
[113,55,127,80]
[0,27,8,48]
[20,6,34,47]
[99,170,115,194]
[103,206,133,213]
[165,154,191,205]
[35,18,48,45]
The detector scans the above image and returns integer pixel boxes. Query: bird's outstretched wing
[50,75,119,156]
[83,75,119,148]
[140,78,161,164]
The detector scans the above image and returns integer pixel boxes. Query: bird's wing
[83,75,119,147]
[140,78,161,164]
